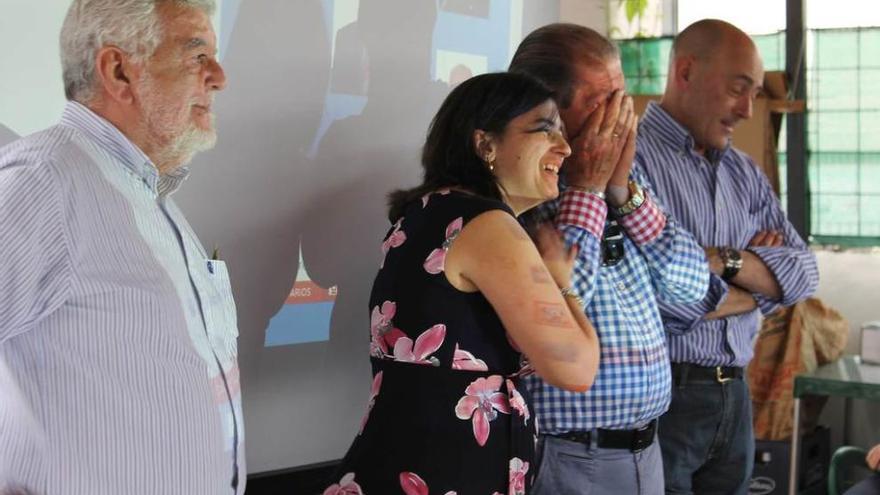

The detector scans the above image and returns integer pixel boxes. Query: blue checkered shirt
[522,165,709,433]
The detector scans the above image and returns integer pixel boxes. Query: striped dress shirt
[637,101,819,367]
[0,102,244,494]
[523,163,709,433]
[0,356,46,493]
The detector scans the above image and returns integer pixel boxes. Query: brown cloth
[748,297,849,440]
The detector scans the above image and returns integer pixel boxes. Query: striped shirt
[637,101,819,367]
[0,102,244,494]
[0,357,45,493]
[523,164,709,433]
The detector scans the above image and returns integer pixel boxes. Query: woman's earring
[487,159,495,172]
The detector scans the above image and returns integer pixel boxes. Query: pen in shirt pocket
[208,245,221,274]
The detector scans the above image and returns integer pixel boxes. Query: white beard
[138,75,217,171]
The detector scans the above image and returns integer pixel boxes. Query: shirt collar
[641,101,729,164]
[59,101,190,196]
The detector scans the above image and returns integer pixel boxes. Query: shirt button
[617,282,627,292]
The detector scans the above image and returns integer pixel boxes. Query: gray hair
[60,0,216,103]
[510,23,619,109]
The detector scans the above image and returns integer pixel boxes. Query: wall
[560,0,608,34]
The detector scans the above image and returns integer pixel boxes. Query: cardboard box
[749,426,830,495]
[633,71,804,196]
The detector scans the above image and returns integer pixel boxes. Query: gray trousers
[531,433,665,495]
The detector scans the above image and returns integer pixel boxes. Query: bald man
[635,19,819,494]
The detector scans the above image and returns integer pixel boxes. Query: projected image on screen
[265,241,338,346]
[440,0,491,18]
[266,0,523,349]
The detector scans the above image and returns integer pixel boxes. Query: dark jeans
[658,374,754,495]
[845,473,880,494]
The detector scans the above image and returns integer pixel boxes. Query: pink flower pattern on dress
[420,188,451,208]
[506,379,530,426]
[508,457,529,495]
[323,472,363,495]
[370,301,406,357]
[423,217,463,274]
[451,344,488,371]
[393,324,445,366]
[359,371,383,434]
[380,219,406,269]
[399,472,457,495]
[454,375,511,447]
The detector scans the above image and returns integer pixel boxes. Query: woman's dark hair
[387,72,555,222]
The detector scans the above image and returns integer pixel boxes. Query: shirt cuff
[617,191,666,245]
[556,189,607,238]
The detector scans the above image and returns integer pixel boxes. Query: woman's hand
[534,223,577,288]
[446,211,598,392]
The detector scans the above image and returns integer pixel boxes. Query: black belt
[671,363,743,385]
[551,419,656,452]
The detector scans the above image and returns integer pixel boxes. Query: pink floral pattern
[506,379,530,425]
[380,219,407,268]
[323,472,363,495]
[359,371,383,434]
[336,194,536,494]
[451,344,488,371]
[370,301,406,357]
[508,457,529,495]
[455,375,511,446]
[423,217,463,274]
[393,324,445,366]
[399,472,457,495]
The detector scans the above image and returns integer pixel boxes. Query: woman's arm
[445,210,599,392]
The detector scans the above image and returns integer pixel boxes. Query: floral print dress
[326,191,535,495]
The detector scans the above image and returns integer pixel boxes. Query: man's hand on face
[564,90,633,192]
[606,102,638,206]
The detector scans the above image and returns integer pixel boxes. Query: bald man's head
[661,19,764,154]
[671,19,757,63]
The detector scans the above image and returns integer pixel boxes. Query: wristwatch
[612,180,645,216]
[719,247,743,281]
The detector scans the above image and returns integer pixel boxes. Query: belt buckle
[715,366,732,384]
[630,421,654,453]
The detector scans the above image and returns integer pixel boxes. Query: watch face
[721,247,743,280]
[615,181,645,215]
[724,247,742,263]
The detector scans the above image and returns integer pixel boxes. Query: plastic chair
[828,446,871,495]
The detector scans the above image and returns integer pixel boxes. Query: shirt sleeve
[619,164,711,306]
[744,158,819,312]
[552,189,606,305]
[0,160,73,342]
[656,274,731,334]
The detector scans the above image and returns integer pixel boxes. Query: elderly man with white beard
[0,1,243,494]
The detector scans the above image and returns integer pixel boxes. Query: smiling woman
[327,72,599,494]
